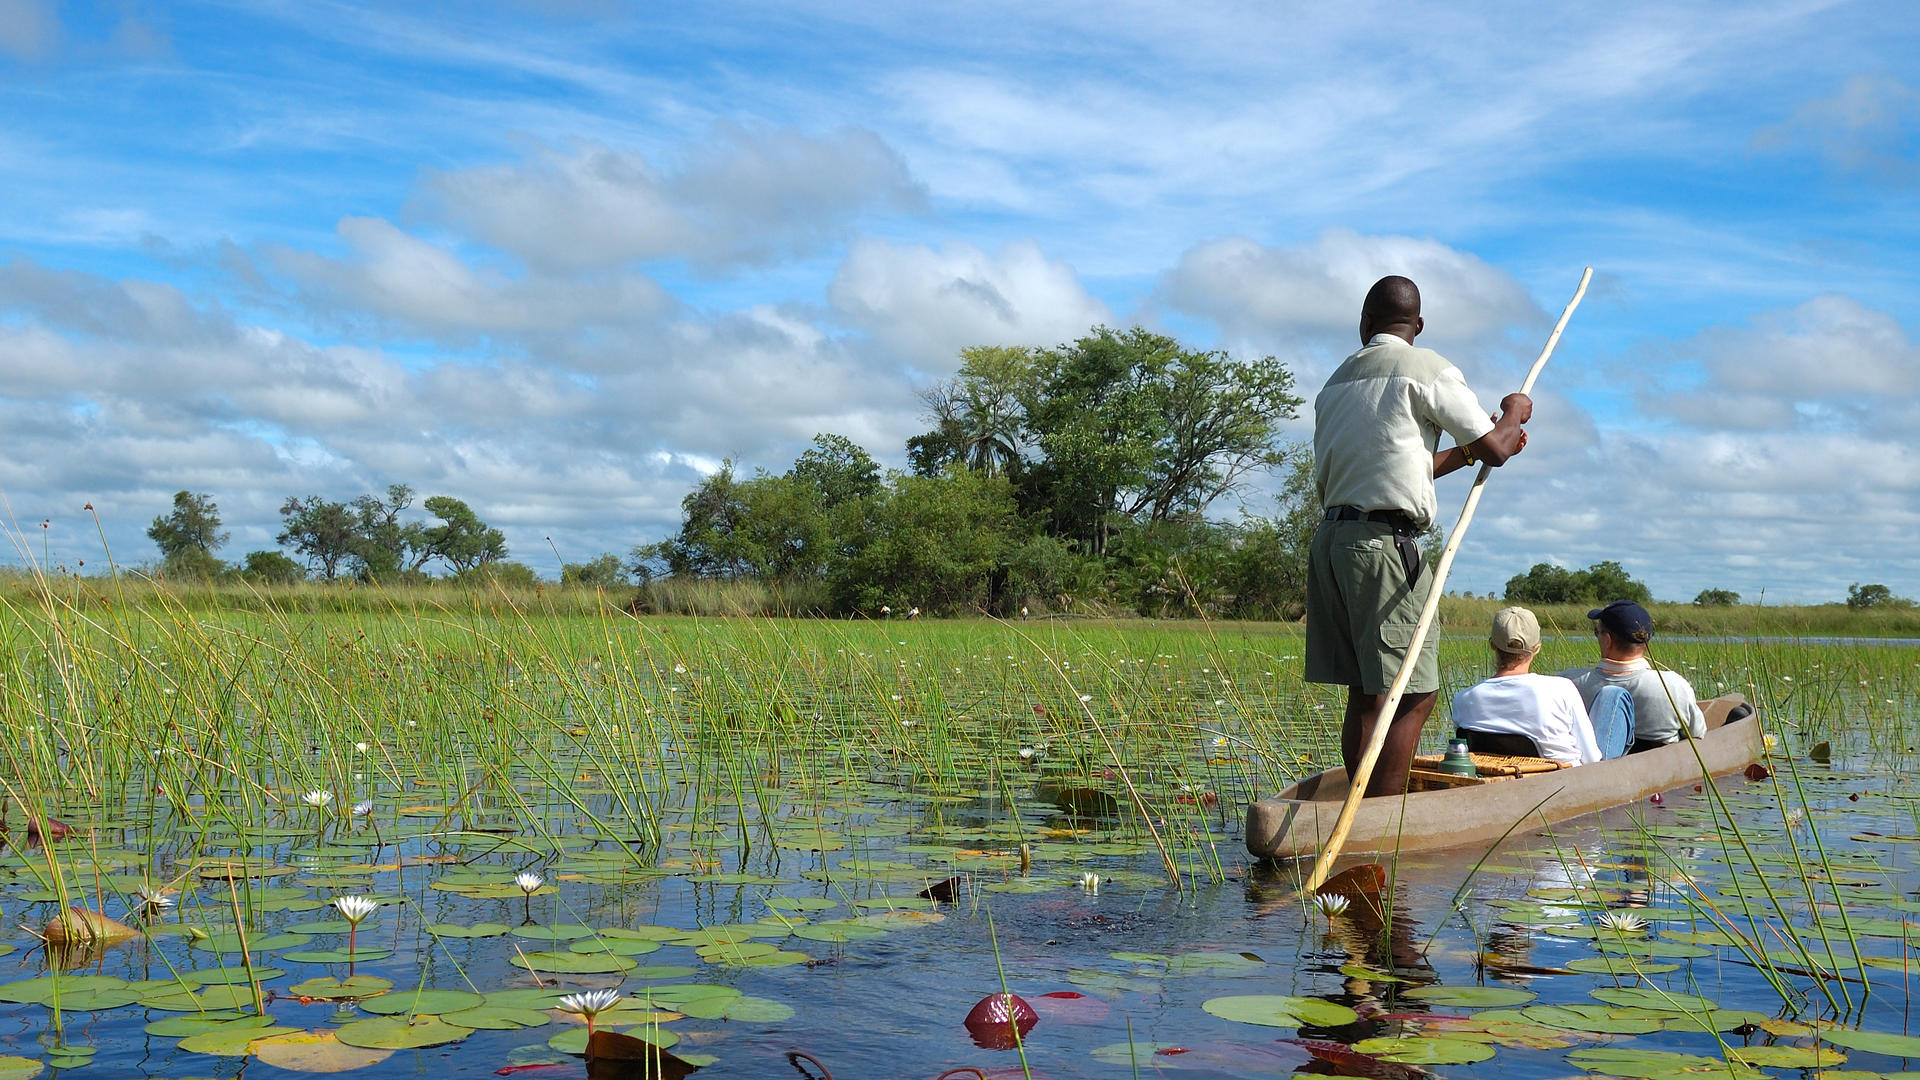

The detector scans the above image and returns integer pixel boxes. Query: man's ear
[1414,315,1425,338]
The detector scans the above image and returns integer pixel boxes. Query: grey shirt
[1559,662,1707,745]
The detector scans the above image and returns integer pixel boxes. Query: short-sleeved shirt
[1313,334,1495,530]
[1560,661,1706,745]
[1451,672,1602,765]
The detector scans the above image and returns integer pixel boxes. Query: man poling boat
[1292,268,1592,892]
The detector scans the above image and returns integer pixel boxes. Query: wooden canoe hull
[1244,698,1762,862]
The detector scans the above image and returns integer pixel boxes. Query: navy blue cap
[1588,600,1652,640]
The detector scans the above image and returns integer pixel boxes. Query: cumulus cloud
[262,217,672,339]
[417,126,926,272]
[1661,295,1920,433]
[829,237,1111,370]
[0,255,924,572]
[1160,229,1544,358]
[1754,76,1920,182]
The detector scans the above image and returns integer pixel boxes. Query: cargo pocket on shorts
[1378,624,1417,652]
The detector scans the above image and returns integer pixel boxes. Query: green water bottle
[1438,738,1477,777]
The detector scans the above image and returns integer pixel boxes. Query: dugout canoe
[1244,695,1761,862]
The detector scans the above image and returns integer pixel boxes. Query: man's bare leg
[1341,688,1439,798]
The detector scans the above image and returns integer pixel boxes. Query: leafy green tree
[462,560,538,588]
[561,553,630,588]
[1505,560,1652,606]
[418,496,507,573]
[1582,560,1653,605]
[236,549,305,585]
[908,346,1036,478]
[147,491,228,578]
[1022,328,1300,553]
[1846,583,1910,610]
[789,434,882,509]
[349,484,419,580]
[637,465,829,582]
[1693,588,1740,607]
[278,496,358,580]
[1504,563,1591,605]
[828,468,1023,615]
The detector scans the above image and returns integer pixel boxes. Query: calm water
[3,740,1915,1080]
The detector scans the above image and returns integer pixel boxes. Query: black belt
[1324,505,1423,586]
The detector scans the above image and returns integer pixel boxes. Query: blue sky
[1,0,1916,602]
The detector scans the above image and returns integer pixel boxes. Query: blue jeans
[1589,686,1634,759]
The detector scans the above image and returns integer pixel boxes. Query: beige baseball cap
[1490,606,1541,654]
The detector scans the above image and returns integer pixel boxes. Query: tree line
[139,323,1903,615]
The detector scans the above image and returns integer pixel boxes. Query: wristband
[1460,445,1476,466]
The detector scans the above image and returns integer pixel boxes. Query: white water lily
[354,741,369,753]
[301,790,333,808]
[351,800,374,818]
[1595,910,1648,934]
[1079,872,1100,895]
[516,872,544,895]
[560,988,621,1018]
[334,895,378,924]
[133,887,176,914]
[1314,892,1351,919]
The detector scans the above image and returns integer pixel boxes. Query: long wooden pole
[1301,267,1593,893]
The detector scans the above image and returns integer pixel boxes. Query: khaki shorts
[1304,519,1438,694]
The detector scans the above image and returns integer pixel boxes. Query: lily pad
[1822,1029,1920,1057]
[1402,985,1535,1008]
[1202,994,1360,1028]
[252,1029,396,1073]
[334,1015,475,1050]
[288,976,392,1000]
[0,1057,41,1080]
[1727,1044,1847,1068]
[1590,988,1718,1012]
[1524,1004,1667,1035]
[357,989,484,1015]
[178,1024,305,1056]
[511,950,637,975]
[424,922,511,939]
[1353,1036,1497,1065]
[439,1005,552,1030]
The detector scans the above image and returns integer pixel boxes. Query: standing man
[1306,276,1533,797]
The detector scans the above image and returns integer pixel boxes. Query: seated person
[1560,600,1705,752]
[1452,607,1627,765]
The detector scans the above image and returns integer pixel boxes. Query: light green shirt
[1312,333,1495,530]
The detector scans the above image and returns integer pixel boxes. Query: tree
[561,553,630,588]
[1693,588,1740,606]
[827,467,1025,615]
[350,484,419,580]
[418,496,507,574]
[236,549,305,585]
[1505,561,1653,606]
[1582,560,1653,606]
[1503,563,1589,605]
[147,491,228,578]
[789,434,882,508]
[637,465,829,582]
[1022,328,1300,553]
[278,496,358,581]
[1846,583,1910,610]
[907,346,1035,478]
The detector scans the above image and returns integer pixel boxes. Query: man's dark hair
[1362,275,1421,322]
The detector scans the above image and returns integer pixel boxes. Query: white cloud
[417,126,925,272]
[828,237,1111,370]
[264,217,671,338]
[1160,229,1546,376]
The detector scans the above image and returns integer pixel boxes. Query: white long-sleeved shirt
[1451,672,1603,765]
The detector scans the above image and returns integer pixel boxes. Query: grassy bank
[9,567,1918,637]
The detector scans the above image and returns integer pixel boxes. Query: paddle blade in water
[42,908,138,946]
[584,1031,700,1078]
[918,877,963,902]
[964,993,1038,1049]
